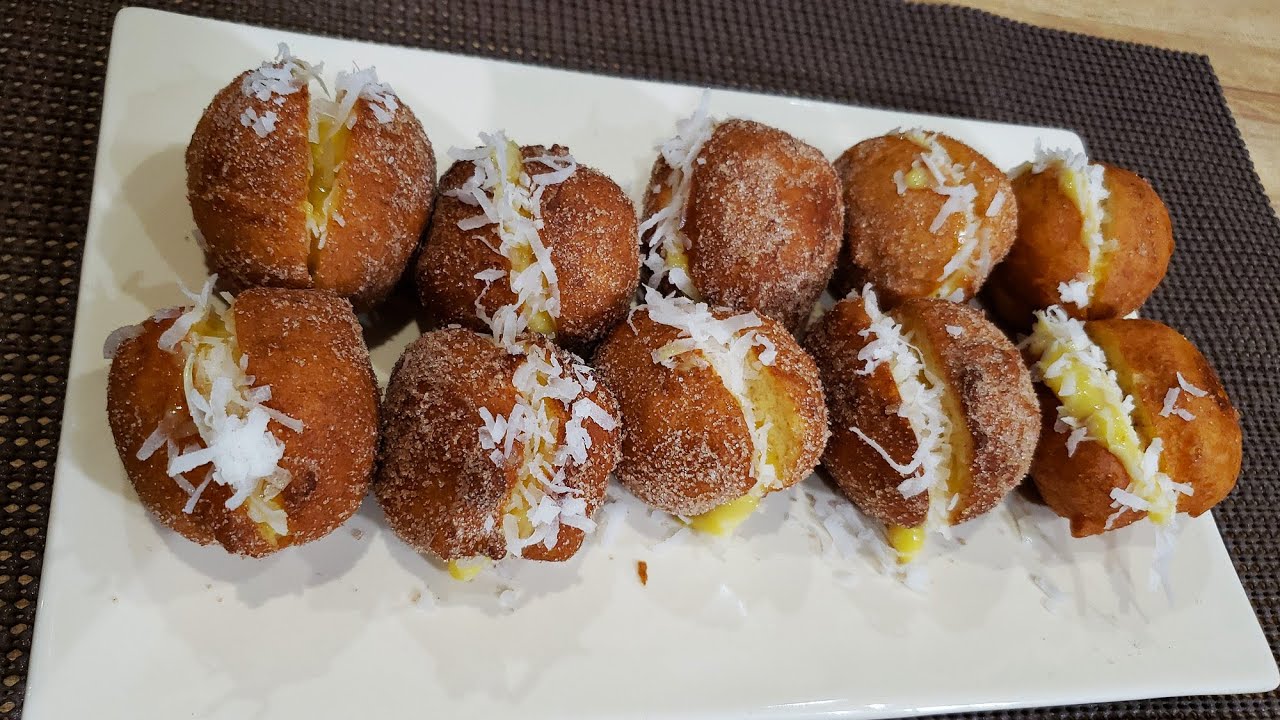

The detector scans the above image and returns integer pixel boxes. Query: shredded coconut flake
[1057,278,1091,308]
[238,43,322,137]
[103,323,144,360]
[145,276,303,534]
[1178,372,1208,397]
[477,342,613,557]
[448,131,577,345]
[332,65,399,125]
[239,108,278,138]
[640,92,714,298]
[848,285,955,532]
[1030,307,1190,535]
[944,324,964,338]
[985,189,1006,217]
[892,169,908,195]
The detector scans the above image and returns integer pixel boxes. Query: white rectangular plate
[25,7,1278,720]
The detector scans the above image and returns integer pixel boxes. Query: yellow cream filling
[1055,163,1110,294]
[507,243,556,334]
[904,166,929,189]
[887,524,927,562]
[447,557,491,581]
[448,360,563,581]
[303,114,350,271]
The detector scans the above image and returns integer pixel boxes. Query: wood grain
[927,0,1280,212]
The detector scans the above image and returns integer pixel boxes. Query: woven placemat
[2,1,1276,718]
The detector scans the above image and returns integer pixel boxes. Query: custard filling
[454,343,616,580]
[304,111,350,270]
[848,286,966,562]
[895,130,998,301]
[1027,147,1111,308]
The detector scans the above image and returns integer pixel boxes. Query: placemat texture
[2,1,1276,718]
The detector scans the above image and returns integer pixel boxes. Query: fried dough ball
[105,285,378,557]
[417,134,638,351]
[186,48,435,311]
[1024,309,1240,537]
[594,290,827,534]
[376,328,620,569]
[832,130,1017,306]
[641,114,842,332]
[804,288,1039,560]
[985,151,1173,329]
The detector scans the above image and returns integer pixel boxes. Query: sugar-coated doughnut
[376,328,620,567]
[417,133,638,352]
[187,45,435,310]
[105,283,378,557]
[1024,309,1240,538]
[985,149,1173,328]
[641,105,842,332]
[805,287,1038,560]
[832,130,1017,306]
[594,289,827,534]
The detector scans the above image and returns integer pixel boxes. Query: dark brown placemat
[2,1,1276,718]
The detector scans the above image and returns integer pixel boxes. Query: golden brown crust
[539,161,640,348]
[187,71,312,289]
[1029,319,1240,537]
[187,70,435,310]
[311,99,436,310]
[416,145,639,351]
[232,289,379,549]
[805,298,927,527]
[1091,165,1174,317]
[896,299,1039,522]
[595,305,827,516]
[833,133,1016,305]
[643,119,842,331]
[106,288,378,557]
[375,329,617,562]
[986,162,1173,329]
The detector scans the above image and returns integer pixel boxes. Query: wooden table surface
[935,0,1280,213]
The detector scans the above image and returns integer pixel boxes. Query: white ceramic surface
[23,7,1278,720]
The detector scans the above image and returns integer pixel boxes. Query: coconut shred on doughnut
[105,280,379,557]
[187,45,435,310]
[375,329,620,580]
[833,130,1016,306]
[418,131,638,350]
[594,288,827,535]
[805,285,1038,562]
[639,93,842,332]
